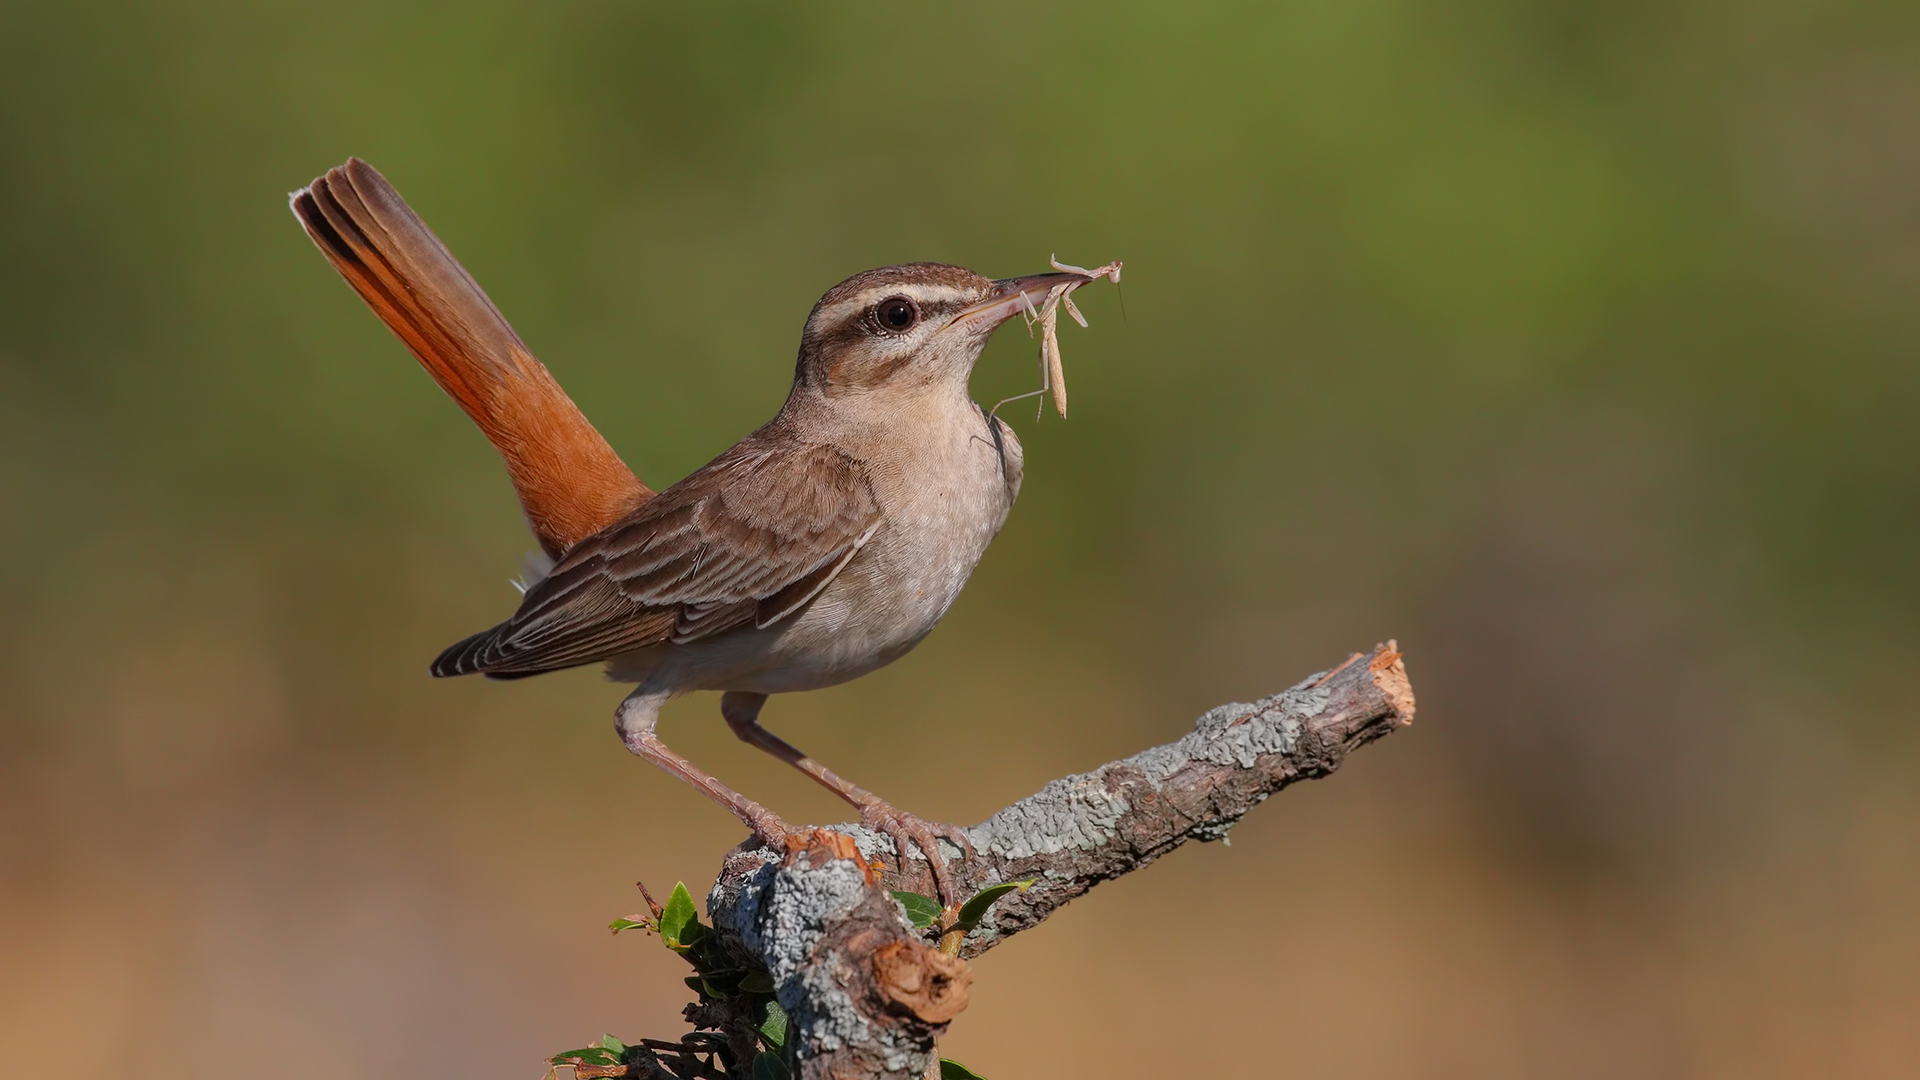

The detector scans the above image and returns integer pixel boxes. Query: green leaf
[752,1051,792,1080]
[891,890,943,929]
[548,1047,622,1069]
[740,970,776,995]
[660,882,705,948]
[700,967,746,991]
[954,880,1036,933]
[597,1034,627,1056]
[939,1058,989,1080]
[758,998,788,1049]
[608,917,651,935]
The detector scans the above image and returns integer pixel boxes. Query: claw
[859,801,968,905]
[934,820,974,861]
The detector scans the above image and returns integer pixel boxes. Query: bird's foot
[858,800,973,905]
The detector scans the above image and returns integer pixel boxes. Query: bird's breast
[771,403,1022,675]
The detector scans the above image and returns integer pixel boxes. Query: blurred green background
[4,1,1918,1076]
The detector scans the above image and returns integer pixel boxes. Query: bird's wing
[291,158,652,557]
[432,439,882,677]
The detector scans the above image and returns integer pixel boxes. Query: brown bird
[290,158,1108,898]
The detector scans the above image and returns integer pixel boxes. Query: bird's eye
[875,296,919,332]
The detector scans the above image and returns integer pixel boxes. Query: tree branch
[592,643,1415,1080]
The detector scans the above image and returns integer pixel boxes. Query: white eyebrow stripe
[862,284,973,307]
[819,284,975,322]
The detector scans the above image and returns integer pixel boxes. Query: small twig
[573,646,1413,1079]
[617,643,1419,1079]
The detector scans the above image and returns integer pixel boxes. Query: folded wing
[432,438,882,678]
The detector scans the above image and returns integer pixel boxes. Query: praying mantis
[992,255,1123,421]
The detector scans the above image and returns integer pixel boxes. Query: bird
[290,158,1109,899]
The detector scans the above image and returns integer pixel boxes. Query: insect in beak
[964,256,1121,420]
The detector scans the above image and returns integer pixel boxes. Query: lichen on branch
[564,643,1415,1080]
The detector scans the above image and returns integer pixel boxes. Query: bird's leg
[615,688,792,844]
[721,691,971,903]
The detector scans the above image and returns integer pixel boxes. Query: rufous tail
[290,158,652,557]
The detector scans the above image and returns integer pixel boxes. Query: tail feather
[290,158,652,557]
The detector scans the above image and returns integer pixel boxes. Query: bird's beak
[944,271,1093,333]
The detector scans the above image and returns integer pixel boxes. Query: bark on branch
[605,643,1415,1080]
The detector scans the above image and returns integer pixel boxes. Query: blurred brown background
[3,2,1918,1077]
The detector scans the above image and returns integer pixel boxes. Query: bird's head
[791,261,1092,402]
